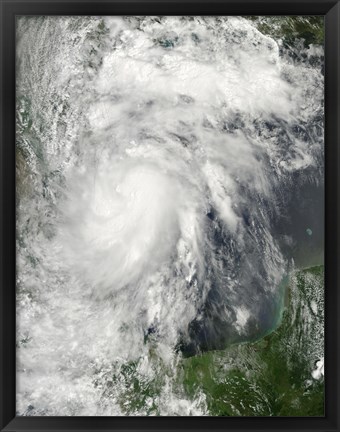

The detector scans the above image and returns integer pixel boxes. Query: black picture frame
[1,0,339,431]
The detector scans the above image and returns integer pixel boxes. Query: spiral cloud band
[16,16,324,415]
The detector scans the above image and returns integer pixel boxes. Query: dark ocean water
[16,16,324,415]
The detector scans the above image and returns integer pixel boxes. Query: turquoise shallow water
[16,16,324,415]
[180,266,324,416]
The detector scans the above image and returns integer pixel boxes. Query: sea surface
[16,16,324,415]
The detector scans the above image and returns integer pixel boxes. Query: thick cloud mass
[16,16,324,415]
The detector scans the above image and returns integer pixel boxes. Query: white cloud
[311,357,324,380]
[16,15,324,415]
[234,307,251,334]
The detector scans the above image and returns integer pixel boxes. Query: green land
[97,266,324,416]
[180,266,324,416]
[245,16,324,48]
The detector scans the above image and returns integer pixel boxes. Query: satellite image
[16,16,324,416]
